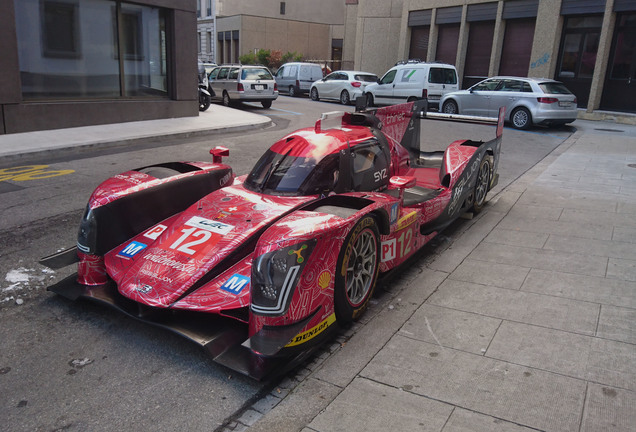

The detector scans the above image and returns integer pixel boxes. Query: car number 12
[169,227,212,255]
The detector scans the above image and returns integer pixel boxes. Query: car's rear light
[537,97,558,104]
[573,97,577,104]
[422,89,428,98]
[351,81,362,88]
[274,83,278,91]
[237,83,244,92]
[295,80,300,87]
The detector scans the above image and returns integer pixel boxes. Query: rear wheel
[261,100,272,109]
[310,87,320,101]
[365,93,375,107]
[442,100,458,114]
[199,91,211,111]
[334,216,380,324]
[222,91,231,107]
[340,90,351,105]
[511,107,531,130]
[471,157,492,213]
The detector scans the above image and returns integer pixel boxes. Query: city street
[1,96,576,431]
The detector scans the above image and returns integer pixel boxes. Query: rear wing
[364,99,504,165]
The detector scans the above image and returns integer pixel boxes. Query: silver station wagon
[440,76,578,129]
[209,65,278,109]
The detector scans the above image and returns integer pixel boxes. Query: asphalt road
[0,96,575,431]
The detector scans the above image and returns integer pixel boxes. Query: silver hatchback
[209,65,278,109]
[440,77,578,129]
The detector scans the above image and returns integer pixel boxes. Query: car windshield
[242,68,273,80]
[355,74,378,82]
[539,82,572,95]
[244,150,340,196]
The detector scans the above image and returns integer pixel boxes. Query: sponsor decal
[144,224,167,240]
[390,203,399,225]
[220,274,250,295]
[117,241,147,259]
[285,313,336,347]
[381,239,396,262]
[135,285,153,294]
[143,253,196,273]
[396,211,417,231]
[318,271,331,289]
[185,216,234,235]
[288,244,308,264]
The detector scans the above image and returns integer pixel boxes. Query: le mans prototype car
[42,101,504,379]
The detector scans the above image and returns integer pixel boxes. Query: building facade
[211,0,346,67]
[352,0,636,114]
[1,0,198,134]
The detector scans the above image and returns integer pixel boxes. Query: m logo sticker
[118,241,147,259]
[221,274,250,295]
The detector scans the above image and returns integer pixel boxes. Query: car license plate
[254,85,264,91]
[559,101,571,107]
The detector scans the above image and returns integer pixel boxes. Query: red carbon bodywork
[46,101,503,377]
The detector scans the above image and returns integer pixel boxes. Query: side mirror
[210,146,229,163]
[469,88,474,93]
[389,176,416,202]
[390,176,417,189]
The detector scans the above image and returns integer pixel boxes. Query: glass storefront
[14,0,168,100]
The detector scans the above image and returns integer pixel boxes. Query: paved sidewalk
[0,104,271,163]
[241,122,636,432]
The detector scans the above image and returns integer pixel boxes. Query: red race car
[42,101,504,379]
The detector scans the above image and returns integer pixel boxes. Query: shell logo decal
[318,271,331,289]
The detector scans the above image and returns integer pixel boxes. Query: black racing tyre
[199,92,211,112]
[511,107,532,130]
[365,93,375,107]
[471,156,492,214]
[334,215,380,324]
[340,90,351,105]
[310,87,320,101]
[261,100,272,109]
[442,100,458,114]
[222,91,231,107]
[289,86,297,97]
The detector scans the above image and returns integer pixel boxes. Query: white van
[364,61,458,109]
[275,62,324,97]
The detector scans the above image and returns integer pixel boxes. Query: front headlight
[251,240,316,316]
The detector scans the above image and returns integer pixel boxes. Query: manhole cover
[594,128,624,132]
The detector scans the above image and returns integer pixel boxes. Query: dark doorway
[463,21,495,89]
[556,15,602,107]
[409,26,430,61]
[601,13,636,113]
[435,24,460,65]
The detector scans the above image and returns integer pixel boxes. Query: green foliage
[239,49,303,69]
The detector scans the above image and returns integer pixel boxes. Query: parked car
[310,70,379,105]
[276,62,324,97]
[209,64,278,108]
[440,76,578,129]
[364,61,458,109]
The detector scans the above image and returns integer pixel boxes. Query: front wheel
[310,87,320,101]
[340,90,351,105]
[442,100,458,114]
[511,107,531,130]
[471,157,492,213]
[289,86,297,97]
[334,216,380,324]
